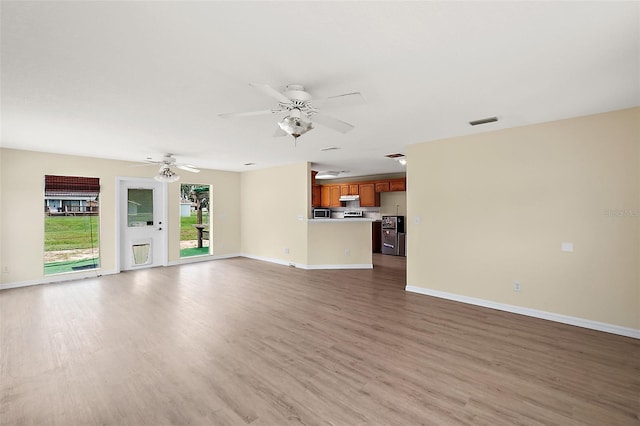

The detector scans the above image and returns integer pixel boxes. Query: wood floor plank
[1,255,639,425]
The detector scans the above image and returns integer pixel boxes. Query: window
[44,175,100,275]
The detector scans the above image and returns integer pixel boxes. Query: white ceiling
[1,1,639,179]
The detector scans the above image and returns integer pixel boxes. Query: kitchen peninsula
[307,218,374,269]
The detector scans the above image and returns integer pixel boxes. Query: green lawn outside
[44,215,100,251]
[180,211,209,241]
[44,212,207,252]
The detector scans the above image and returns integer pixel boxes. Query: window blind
[44,175,100,197]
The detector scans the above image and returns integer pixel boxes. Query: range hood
[339,195,360,202]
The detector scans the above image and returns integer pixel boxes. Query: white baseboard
[0,269,118,291]
[300,263,373,270]
[240,254,297,267]
[405,285,640,339]
[167,253,241,266]
[240,254,372,270]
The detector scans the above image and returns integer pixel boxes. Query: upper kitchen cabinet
[359,183,380,207]
[375,181,390,192]
[340,184,359,196]
[330,186,341,206]
[321,185,342,207]
[315,176,404,208]
[311,185,321,207]
[389,178,406,192]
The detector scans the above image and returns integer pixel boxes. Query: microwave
[313,208,331,219]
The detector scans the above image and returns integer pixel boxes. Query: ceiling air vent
[469,116,498,126]
[320,147,340,152]
[385,153,405,159]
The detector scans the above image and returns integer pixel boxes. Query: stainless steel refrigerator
[381,216,405,255]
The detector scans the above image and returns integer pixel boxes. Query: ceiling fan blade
[313,92,365,107]
[219,109,281,118]
[176,164,200,173]
[311,112,355,134]
[129,162,159,167]
[249,83,292,104]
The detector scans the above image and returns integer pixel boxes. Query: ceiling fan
[219,83,363,144]
[137,154,200,182]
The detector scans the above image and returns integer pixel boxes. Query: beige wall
[307,221,372,266]
[240,162,310,265]
[407,107,640,330]
[380,191,407,216]
[0,149,241,285]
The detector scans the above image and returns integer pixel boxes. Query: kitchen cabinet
[375,181,390,192]
[321,185,342,207]
[320,186,331,207]
[340,184,359,196]
[359,183,380,207]
[330,186,341,207]
[312,185,321,207]
[316,176,404,207]
[389,178,406,192]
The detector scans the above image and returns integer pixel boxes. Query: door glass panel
[180,184,211,258]
[128,188,154,227]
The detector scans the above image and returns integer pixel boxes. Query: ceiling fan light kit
[278,114,314,142]
[155,165,180,183]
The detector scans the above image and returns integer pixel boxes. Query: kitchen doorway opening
[180,184,211,258]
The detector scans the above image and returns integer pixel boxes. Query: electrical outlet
[514,282,521,292]
[1,266,8,274]
[345,249,350,256]
[283,247,289,254]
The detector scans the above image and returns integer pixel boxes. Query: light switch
[561,242,574,252]
[414,216,421,224]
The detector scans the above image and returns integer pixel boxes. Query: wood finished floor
[1,255,638,425]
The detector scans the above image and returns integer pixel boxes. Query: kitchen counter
[309,218,375,223]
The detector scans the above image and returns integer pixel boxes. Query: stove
[343,210,364,218]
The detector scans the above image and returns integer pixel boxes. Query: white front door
[119,179,167,271]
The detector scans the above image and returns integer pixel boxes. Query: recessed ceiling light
[385,153,405,158]
[469,116,498,126]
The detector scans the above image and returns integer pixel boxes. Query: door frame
[115,177,169,273]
